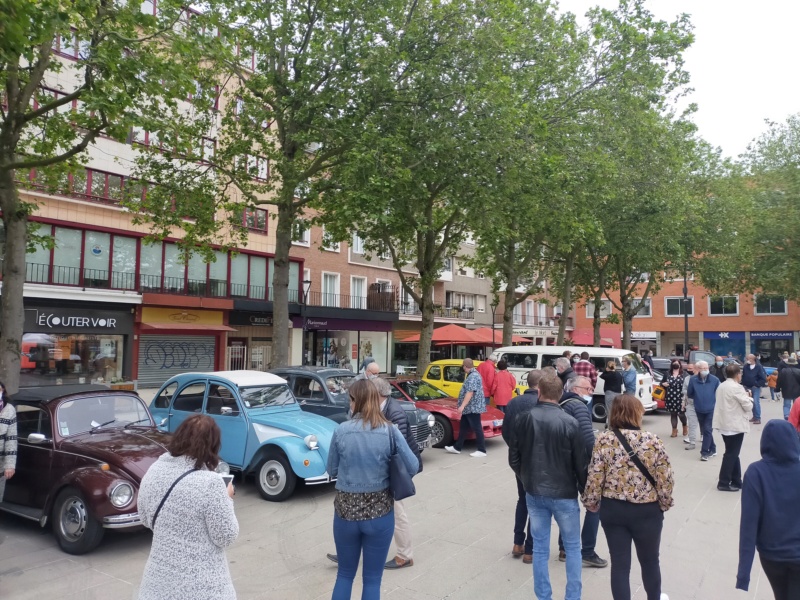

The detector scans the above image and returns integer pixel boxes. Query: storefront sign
[512,328,554,337]
[25,307,134,334]
[630,331,657,340]
[141,307,224,325]
[750,331,794,339]
[290,316,393,332]
[229,312,273,327]
[704,331,746,340]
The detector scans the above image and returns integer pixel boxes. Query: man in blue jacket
[741,353,767,425]
[737,420,800,596]
[687,360,721,461]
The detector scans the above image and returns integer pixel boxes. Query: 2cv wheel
[255,450,297,502]
[52,486,105,555]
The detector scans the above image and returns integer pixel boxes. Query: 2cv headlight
[110,482,134,508]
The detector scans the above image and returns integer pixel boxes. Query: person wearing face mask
[741,354,767,425]
[686,361,721,461]
[710,357,727,383]
[712,363,753,492]
[357,361,381,381]
[0,381,17,502]
[661,361,688,438]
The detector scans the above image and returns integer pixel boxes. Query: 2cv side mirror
[27,433,49,444]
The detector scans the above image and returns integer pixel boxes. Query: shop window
[709,295,739,316]
[20,333,124,386]
[754,295,787,315]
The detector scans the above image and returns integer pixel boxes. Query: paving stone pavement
[0,395,787,600]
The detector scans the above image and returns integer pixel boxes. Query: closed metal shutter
[137,334,217,387]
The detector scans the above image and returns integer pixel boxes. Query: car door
[168,381,207,431]
[3,405,52,509]
[203,380,247,468]
[440,365,465,397]
[292,375,342,420]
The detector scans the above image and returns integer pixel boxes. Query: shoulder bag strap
[388,425,396,456]
[152,469,198,528]
[612,429,658,491]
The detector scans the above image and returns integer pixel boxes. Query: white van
[494,345,656,421]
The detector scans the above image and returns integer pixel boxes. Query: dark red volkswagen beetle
[0,384,170,554]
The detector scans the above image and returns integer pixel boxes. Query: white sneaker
[444,446,460,454]
[660,594,669,600]
[470,451,487,458]
[683,437,691,443]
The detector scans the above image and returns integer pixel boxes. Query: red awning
[569,329,616,348]
[139,323,236,332]
[399,323,485,344]
[470,327,531,345]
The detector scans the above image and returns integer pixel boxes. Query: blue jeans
[746,386,762,419]
[696,411,716,456]
[785,397,794,420]
[514,476,533,554]
[526,494,582,600]
[558,508,600,558]
[332,511,394,600]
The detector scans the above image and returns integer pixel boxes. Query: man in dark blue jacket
[502,369,543,564]
[687,361,721,460]
[741,353,767,424]
[737,420,800,595]
[556,376,607,568]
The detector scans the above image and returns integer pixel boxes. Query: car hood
[61,428,171,480]
[415,397,458,410]
[249,407,337,448]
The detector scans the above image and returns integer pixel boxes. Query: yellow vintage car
[421,359,526,398]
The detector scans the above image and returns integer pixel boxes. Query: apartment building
[572,277,800,366]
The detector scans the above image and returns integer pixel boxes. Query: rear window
[501,353,538,369]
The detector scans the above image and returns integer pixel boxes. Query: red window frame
[243,208,268,233]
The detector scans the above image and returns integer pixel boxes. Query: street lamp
[683,265,689,360]
[301,278,312,366]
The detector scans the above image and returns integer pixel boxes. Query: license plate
[492,419,503,427]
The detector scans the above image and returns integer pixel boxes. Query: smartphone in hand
[221,474,234,487]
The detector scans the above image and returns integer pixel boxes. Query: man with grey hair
[682,363,700,450]
[445,358,487,457]
[687,360,721,460]
[555,357,577,386]
[356,361,380,380]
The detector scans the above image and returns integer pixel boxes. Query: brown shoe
[512,544,524,557]
[523,554,532,564]
[670,428,678,437]
[682,425,688,436]
[751,419,761,424]
[385,556,413,569]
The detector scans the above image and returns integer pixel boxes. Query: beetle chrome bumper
[304,472,336,486]
[102,512,141,529]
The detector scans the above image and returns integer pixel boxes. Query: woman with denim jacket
[326,379,419,600]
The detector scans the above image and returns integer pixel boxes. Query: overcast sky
[556,0,800,159]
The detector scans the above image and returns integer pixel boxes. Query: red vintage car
[0,384,170,554]
[387,379,504,448]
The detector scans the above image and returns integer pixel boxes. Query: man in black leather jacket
[509,375,588,600]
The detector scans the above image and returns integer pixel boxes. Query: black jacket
[558,392,595,456]
[383,397,422,473]
[502,389,539,446]
[509,402,587,499]
[710,364,727,383]
[742,363,767,388]
[558,367,577,385]
[777,365,800,402]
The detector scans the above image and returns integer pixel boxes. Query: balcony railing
[399,301,475,321]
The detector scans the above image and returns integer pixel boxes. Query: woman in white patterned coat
[137,414,239,600]
[0,381,17,502]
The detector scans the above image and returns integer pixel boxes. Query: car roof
[428,359,483,366]
[12,384,118,404]
[270,366,356,377]
[176,370,288,387]
[495,346,634,357]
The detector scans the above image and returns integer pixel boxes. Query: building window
[351,276,366,309]
[322,272,340,307]
[351,233,364,255]
[321,227,339,252]
[708,295,739,316]
[141,0,156,15]
[243,208,268,232]
[513,304,522,324]
[243,155,268,180]
[754,295,787,315]
[665,296,694,317]
[441,257,453,275]
[477,295,486,313]
[632,298,652,317]
[292,220,310,246]
[585,300,613,319]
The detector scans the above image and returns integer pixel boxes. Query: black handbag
[388,427,416,501]
[612,429,658,491]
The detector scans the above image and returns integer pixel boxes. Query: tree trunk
[621,314,632,350]
[502,272,519,347]
[557,251,575,345]
[416,283,435,375]
[0,172,26,393]
[592,287,603,347]
[270,197,294,368]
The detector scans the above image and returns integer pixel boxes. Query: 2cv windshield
[240,384,296,409]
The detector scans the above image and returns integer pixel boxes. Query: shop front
[513,327,558,346]
[629,331,657,354]
[21,303,134,387]
[703,331,746,361]
[291,317,392,372]
[750,331,794,367]
[135,307,234,387]
[227,311,274,370]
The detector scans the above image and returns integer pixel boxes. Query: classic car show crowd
[1,351,800,600]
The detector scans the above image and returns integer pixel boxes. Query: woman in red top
[491,359,517,413]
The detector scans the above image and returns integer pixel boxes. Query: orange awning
[139,323,236,332]
[569,329,616,348]
[470,327,531,344]
[399,323,485,344]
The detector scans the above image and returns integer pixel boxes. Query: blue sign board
[704,331,746,340]
[750,331,794,339]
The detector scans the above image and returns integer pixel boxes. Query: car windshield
[56,395,153,437]
[623,353,649,375]
[240,384,295,409]
[326,375,355,394]
[399,380,451,400]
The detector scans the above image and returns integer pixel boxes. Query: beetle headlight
[110,482,134,508]
[304,434,319,450]
[427,414,435,428]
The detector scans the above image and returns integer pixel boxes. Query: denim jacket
[327,418,419,493]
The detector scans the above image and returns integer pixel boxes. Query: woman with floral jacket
[582,394,674,600]
[0,381,17,502]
